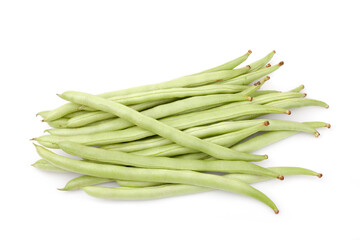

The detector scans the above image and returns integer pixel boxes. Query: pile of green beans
[32,50,330,214]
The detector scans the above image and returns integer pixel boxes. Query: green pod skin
[48,93,251,135]
[240,76,270,96]
[68,99,176,128]
[36,103,289,157]
[289,85,305,93]
[59,175,113,191]
[131,122,268,157]
[116,181,162,188]
[35,144,279,213]
[46,118,69,128]
[232,122,330,153]
[82,167,321,207]
[36,111,50,119]
[267,98,329,109]
[252,92,306,105]
[222,62,284,85]
[198,50,252,74]
[58,142,280,177]
[43,67,251,122]
[248,51,276,72]
[101,120,269,152]
[250,90,281,97]
[32,159,68,172]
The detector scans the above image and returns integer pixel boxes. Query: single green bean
[116,181,162,188]
[252,92,306,105]
[240,76,269,96]
[43,67,251,122]
[289,84,305,93]
[48,93,251,135]
[35,144,279,213]
[250,90,281,97]
[198,50,252,73]
[82,167,320,205]
[32,159,68,172]
[59,142,280,177]
[46,118,69,128]
[59,175,113,191]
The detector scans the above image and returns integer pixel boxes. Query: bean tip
[315,132,320,137]
[30,138,36,141]
[246,65,251,69]
[254,81,261,86]
[286,110,291,115]
[264,121,270,126]
[277,175,284,181]
[41,119,45,122]
[265,76,270,81]
[265,63,271,68]
[248,50,252,54]
[326,123,331,129]
[273,50,276,54]
[300,84,305,89]
[325,105,329,109]
[317,173,323,178]
[248,96,253,101]
[303,93,307,97]
[278,61,284,66]
[264,154,269,159]
[274,209,279,214]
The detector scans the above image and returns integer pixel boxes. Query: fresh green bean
[59,142,280,176]
[59,175,113,191]
[82,167,320,205]
[32,159,68,172]
[232,122,330,153]
[240,76,269,96]
[43,67,251,122]
[36,103,289,154]
[198,50,252,73]
[250,90,281,97]
[248,51,276,72]
[116,181,162,188]
[267,98,329,109]
[46,118,69,128]
[289,85,305,93]
[221,62,284,85]
[47,93,251,135]
[35,144,279,213]
[252,92,306,105]
[131,122,268,157]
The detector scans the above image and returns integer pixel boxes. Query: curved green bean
[59,175,113,191]
[59,142,280,177]
[82,167,320,206]
[248,51,276,72]
[35,144,279,213]
[32,159,67,172]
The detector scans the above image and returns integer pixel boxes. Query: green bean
[82,167,320,205]
[232,122,330,153]
[46,118,69,128]
[48,93,251,135]
[58,175,113,191]
[252,92,306,105]
[222,62,284,85]
[250,90,281,97]
[131,122,268,157]
[69,99,176,127]
[198,50,252,73]
[289,84,305,93]
[43,67,251,122]
[116,181,162,188]
[267,98,329,109]
[240,76,269,96]
[36,103,289,154]
[36,111,50,119]
[32,159,68,172]
[59,142,280,176]
[35,144,279,213]
[248,51,276,72]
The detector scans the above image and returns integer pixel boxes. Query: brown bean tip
[278,61,284,66]
[277,175,284,180]
[30,138,36,141]
[266,63,271,68]
[300,84,305,89]
[273,50,276,54]
[264,154,268,159]
[248,96,253,101]
[315,132,320,137]
[274,209,279,214]
[264,121,270,126]
[246,65,251,69]
[303,93,307,97]
[41,119,45,122]
[265,76,270,80]
[326,123,331,129]
[286,110,291,115]
[317,173,323,178]
[248,50,252,54]
[325,105,329,109]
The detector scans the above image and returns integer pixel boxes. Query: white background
[1,0,359,239]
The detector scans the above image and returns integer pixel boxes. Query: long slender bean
[58,175,113,191]
[35,144,279,213]
[32,159,67,172]
[248,51,276,72]
[82,167,320,203]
